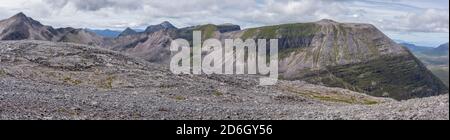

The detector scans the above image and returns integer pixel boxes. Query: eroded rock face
[221,20,448,100]
[0,40,448,120]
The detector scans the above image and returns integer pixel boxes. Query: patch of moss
[174,95,186,101]
[241,28,258,39]
[213,90,224,96]
[0,69,6,77]
[280,86,379,105]
[242,23,320,40]
[63,76,82,85]
[429,66,449,87]
[199,24,218,39]
[98,75,116,89]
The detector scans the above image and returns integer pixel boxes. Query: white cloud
[0,0,448,34]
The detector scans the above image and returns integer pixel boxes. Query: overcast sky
[0,0,448,46]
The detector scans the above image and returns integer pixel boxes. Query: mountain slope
[0,13,105,45]
[434,43,449,56]
[118,27,137,37]
[222,19,448,100]
[0,13,57,40]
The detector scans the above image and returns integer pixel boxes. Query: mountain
[88,29,121,38]
[403,42,449,56]
[1,40,448,120]
[144,21,177,33]
[103,19,447,100]
[118,27,138,37]
[0,13,447,100]
[401,43,434,53]
[0,13,104,45]
[0,12,57,40]
[106,23,242,63]
[434,43,449,55]
[58,28,106,46]
[220,19,447,100]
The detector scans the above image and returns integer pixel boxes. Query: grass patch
[213,90,224,96]
[98,75,116,89]
[280,85,380,105]
[0,69,6,77]
[199,24,218,39]
[241,23,320,40]
[63,76,82,85]
[174,95,186,101]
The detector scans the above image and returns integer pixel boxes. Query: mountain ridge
[1,12,447,100]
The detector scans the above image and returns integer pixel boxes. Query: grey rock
[0,40,448,120]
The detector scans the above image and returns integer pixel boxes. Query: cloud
[1,0,448,34]
[401,9,449,32]
[43,0,143,11]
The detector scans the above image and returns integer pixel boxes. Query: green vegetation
[429,66,449,87]
[241,23,320,40]
[0,69,6,77]
[286,55,448,100]
[98,75,116,89]
[198,24,218,39]
[176,24,220,47]
[280,86,380,105]
[174,95,186,101]
[63,76,82,85]
[213,90,224,96]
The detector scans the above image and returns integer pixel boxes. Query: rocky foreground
[0,41,448,120]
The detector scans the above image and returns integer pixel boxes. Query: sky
[0,0,448,47]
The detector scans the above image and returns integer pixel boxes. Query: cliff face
[222,20,448,100]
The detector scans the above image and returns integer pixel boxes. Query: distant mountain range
[401,42,449,56]
[401,42,449,87]
[87,29,121,38]
[0,12,447,100]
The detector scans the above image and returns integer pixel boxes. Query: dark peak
[436,42,449,50]
[119,27,138,37]
[124,27,135,32]
[11,12,29,20]
[7,12,44,27]
[217,24,241,33]
[145,21,177,33]
[159,21,176,29]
